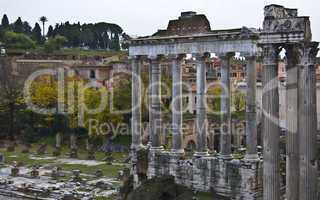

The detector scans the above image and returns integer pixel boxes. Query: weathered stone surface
[148,150,263,200]
[37,144,47,155]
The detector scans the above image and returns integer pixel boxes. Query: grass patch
[54,163,123,178]
[0,142,128,178]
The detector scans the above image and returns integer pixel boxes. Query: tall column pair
[261,42,319,200]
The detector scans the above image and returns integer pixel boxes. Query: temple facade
[129,5,319,200]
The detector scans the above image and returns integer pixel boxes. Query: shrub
[3,31,36,49]
[44,35,67,52]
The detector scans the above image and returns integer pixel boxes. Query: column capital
[261,44,282,65]
[300,42,319,65]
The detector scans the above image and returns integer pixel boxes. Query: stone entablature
[129,28,259,57]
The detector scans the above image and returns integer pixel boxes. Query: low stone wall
[147,149,263,200]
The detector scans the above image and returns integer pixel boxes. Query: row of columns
[131,42,318,199]
[261,42,319,200]
[131,53,259,159]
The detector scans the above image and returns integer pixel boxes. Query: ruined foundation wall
[147,150,263,200]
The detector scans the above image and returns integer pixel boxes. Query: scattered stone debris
[11,162,19,177]
[0,164,121,199]
[95,170,103,178]
[30,166,40,178]
[37,144,47,155]
[71,170,82,182]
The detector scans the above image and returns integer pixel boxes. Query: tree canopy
[0,14,126,51]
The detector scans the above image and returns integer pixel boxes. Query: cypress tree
[32,22,42,44]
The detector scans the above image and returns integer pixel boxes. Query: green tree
[13,17,24,33]
[0,57,24,140]
[22,21,32,36]
[39,16,48,38]
[207,86,222,113]
[32,23,42,44]
[44,35,67,52]
[3,31,36,49]
[233,90,245,112]
[1,14,10,30]
[47,25,54,38]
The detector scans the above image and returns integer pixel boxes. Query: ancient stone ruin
[129,4,319,200]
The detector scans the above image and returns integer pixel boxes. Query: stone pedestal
[11,166,19,177]
[71,170,82,182]
[30,166,39,178]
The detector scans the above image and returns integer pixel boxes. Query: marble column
[261,44,281,200]
[131,56,143,150]
[194,53,210,157]
[298,42,319,200]
[150,56,163,149]
[244,56,259,160]
[171,55,185,154]
[220,52,234,159]
[285,45,299,200]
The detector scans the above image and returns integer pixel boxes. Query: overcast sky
[1,0,319,41]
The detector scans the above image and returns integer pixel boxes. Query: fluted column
[171,55,185,154]
[244,56,259,160]
[194,53,210,157]
[131,56,143,150]
[220,52,234,159]
[285,45,300,200]
[150,56,163,149]
[261,44,281,200]
[298,42,319,200]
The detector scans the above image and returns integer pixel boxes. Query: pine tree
[32,23,42,44]
[23,21,32,36]
[1,14,10,30]
[13,17,24,33]
[47,25,54,38]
